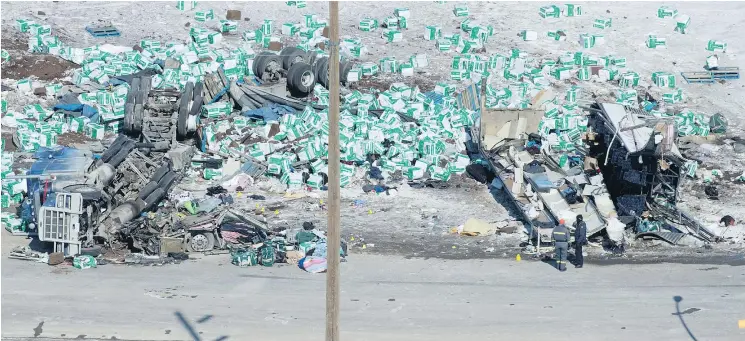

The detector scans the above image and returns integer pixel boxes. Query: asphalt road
[2,253,745,341]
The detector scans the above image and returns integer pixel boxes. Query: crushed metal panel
[636,231,687,245]
[480,109,544,150]
[599,103,655,154]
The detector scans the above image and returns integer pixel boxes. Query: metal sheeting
[636,231,687,245]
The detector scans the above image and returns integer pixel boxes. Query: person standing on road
[573,215,587,268]
[552,219,570,272]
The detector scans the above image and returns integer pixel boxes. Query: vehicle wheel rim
[301,71,314,87]
[191,234,209,251]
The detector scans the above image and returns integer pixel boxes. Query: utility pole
[326,2,341,341]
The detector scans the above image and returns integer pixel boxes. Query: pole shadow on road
[175,311,229,341]
[672,295,699,341]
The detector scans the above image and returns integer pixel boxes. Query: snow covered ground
[3,1,743,122]
[2,1,745,251]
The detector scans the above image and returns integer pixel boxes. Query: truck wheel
[140,76,152,94]
[177,82,194,138]
[314,57,328,82]
[340,61,353,85]
[281,47,306,70]
[252,53,267,79]
[288,62,315,97]
[187,232,215,252]
[189,82,204,118]
[123,103,134,134]
[254,52,280,81]
[133,104,144,133]
[130,77,141,97]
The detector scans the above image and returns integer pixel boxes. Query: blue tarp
[242,103,296,122]
[52,103,98,119]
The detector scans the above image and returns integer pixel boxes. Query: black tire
[314,57,328,80]
[314,57,328,89]
[140,76,152,94]
[189,93,204,118]
[320,58,330,88]
[124,103,134,132]
[187,232,215,252]
[133,104,144,133]
[192,81,203,100]
[135,89,147,105]
[281,46,306,70]
[157,172,178,191]
[252,53,267,79]
[130,77,141,95]
[261,54,281,81]
[177,82,194,138]
[288,62,315,96]
[138,181,159,200]
[305,51,317,66]
[340,61,353,85]
[253,52,279,80]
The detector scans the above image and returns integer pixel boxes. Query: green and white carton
[176,1,197,11]
[706,40,727,52]
[424,25,441,41]
[539,5,560,18]
[379,57,399,73]
[359,18,379,32]
[453,5,469,17]
[520,30,538,41]
[565,4,583,17]
[220,20,238,33]
[593,18,612,29]
[674,14,690,34]
[646,35,667,48]
[282,23,300,36]
[203,168,224,180]
[652,72,676,88]
[547,30,567,41]
[619,72,640,88]
[383,16,399,30]
[382,29,402,43]
[579,33,596,48]
[195,9,214,22]
[84,123,105,140]
[262,19,273,36]
[657,6,678,19]
[395,7,411,18]
[663,88,683,104]
[434,82,456,96]
[361,62,379,76]
[436,39,452,51]
[16,19,35,33]
[202,102,232,118]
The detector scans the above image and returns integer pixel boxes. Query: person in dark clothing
[573,215,587,268]
[552,219,570,272]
